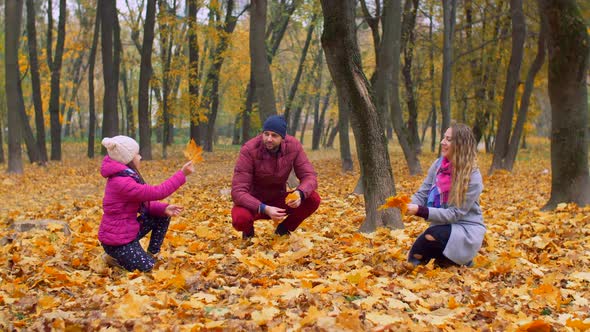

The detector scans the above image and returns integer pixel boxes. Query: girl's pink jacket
[98,156,186,246]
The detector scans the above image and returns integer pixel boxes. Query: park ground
[0,138,589,330]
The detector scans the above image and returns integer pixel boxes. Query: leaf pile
[0,141,589,330]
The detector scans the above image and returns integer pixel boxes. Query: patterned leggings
[102,215,171,272]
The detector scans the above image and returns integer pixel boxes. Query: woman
[99,135,194,272]
[406,123,485,267]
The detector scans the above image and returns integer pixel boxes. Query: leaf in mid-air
[183,139,204,164]
[378,194,411,214]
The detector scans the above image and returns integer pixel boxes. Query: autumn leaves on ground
[0,140,589,331]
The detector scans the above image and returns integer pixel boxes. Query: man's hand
[264,205,287,222]
[165,205,184,217]
[285,191,301,209]
[406,203,418,216]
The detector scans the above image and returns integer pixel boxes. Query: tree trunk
[0,113,4,164]
[337,93,353,172]
[188,0,200,143]
[489,0,526,173]
[321,0,402,231]
[17,80,41,163]
[504,9,546,170]
[311,49,324,151]
[88,2,101,158]
[539,0,590,208]
[138,0,156,160]
[284,13,316,130]
[48,0,66,161]
[250,0,277,123]
[386,0,422,175]
[121,66,135,138]
[6,0,24,173]
[26,0,48,164]
[439,0,456,140]
[101,0,119,143]
[204,0,241,152]
[401,0,421,152]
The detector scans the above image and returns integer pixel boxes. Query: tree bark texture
[321,0,402,231]
[539,0,590,208]
[5,0,24,173]
[250,0,277,123]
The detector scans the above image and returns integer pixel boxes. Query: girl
[99,135,194,272]
[406,123,485,267]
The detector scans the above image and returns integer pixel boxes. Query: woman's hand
[406,203,419,216]
[182,161,195,176]
[165,205,184,217]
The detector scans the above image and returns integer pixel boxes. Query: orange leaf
[566,319,590,331]
[448,296,459,309]
[517,320,552,332]
[285,191,299,204]
[378,194,411,214]
[183,139,203,164]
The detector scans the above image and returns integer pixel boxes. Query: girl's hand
[264,205,287,222]
[406,204,418,216]
[182,161,195,176]
[165,205,184,217]
[286,191,301,208]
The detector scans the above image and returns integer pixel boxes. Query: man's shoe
[274,223,290,236]
[242,228,255,240]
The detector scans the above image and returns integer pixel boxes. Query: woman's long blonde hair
[448,123,478,207]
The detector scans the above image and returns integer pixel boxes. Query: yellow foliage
[183,139,204,164]
[378,194,411,213]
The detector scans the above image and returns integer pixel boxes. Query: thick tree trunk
[137,0,156,160]
[539,0,590,208]
[250,0,277,123]
[321,0,402,231]
[88,2,101,158]
[401,0,421,153]
[439,0,456,140]
[0,113,4,164]
[504,12,546,171]
[490,0,526,173]
[6,0,24,173]
[48,0,67,161]
[26,0,48,164]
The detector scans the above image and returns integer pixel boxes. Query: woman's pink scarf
[436,157,452,205]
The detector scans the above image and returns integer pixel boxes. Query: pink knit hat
[101,136,139,164]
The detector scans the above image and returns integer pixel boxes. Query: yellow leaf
[285,191,299,204]
[300,306,323,326]
[378,194,411,213]
[183,139,203,164]
[448,296,459,309]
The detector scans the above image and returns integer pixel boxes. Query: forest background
[0,0,590,330]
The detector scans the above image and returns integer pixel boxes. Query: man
[231,115,321,239]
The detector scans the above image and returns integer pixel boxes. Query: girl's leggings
[102,215,170,272]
